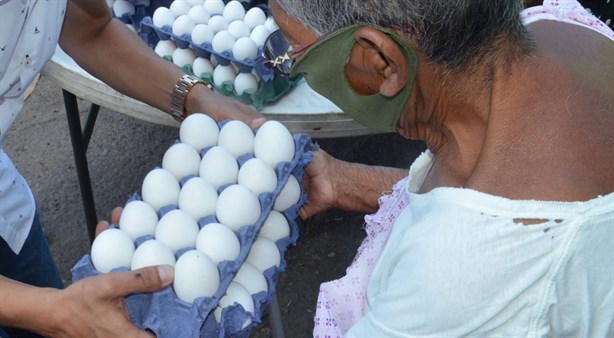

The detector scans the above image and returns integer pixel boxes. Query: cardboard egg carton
[72,120,312,337]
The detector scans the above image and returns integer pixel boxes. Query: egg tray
[71,129,313,338]
[114,0,297,110]
[139,15,300,111]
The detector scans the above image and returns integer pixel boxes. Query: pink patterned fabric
[313,178,409,338]
[522,0,614,39]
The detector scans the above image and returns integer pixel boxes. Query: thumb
[104,265,174,297]
[299,204,316,220]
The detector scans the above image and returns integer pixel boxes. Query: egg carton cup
[72,130,313,338]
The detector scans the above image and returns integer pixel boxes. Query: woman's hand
[300,148,409,219]
[299,148,339,219]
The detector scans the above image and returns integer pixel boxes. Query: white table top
[42,46,378,138]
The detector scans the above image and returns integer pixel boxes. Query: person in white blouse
[263,0,613,337]
[0,0,264,337]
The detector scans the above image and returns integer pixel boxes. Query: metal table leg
[270,293,286,338]
[62,90,99,243]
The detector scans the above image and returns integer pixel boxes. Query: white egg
[191,24,214,45]
[273,175,301,212]
[170,0,191,17]
[207,15,229,34]
[178,177,218,220]
[217,120,254,158]
[249,25,270,47]
[232,262,268,295]
[237,158,277,195]
[245,237,280,272]
[173,250,220,303]
[162,143,201,181]
[264,16,279,32]
[131,239,176,270]
[188,5,210,24]
[233,72,259,95]
[154,39,178,58]
[113,0,135,17]
[216,184,260,232]
[179,113,219,151]
[243,7,266,30]
[203,0,225,15]
[259,210,290,242]
[227,20,250,39]
[211,30,235,53]
[214,282,254,328]
[192,57,214,77]
[119,200,159,241]
[186,0,204,6]
[232,36,258,60]
[155,209,200,254]
[212,64,237,86]
[172,14,196,37]
[141,168,180,212]
[199,147,238,191]
[172,47,197,67]
[222,1,245,22]
[91,228,135,273]
[254,120,295,167]
[153,7,176,28]
[195,222,240,264]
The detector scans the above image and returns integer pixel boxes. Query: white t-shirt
[0,0,67,254]
[346,152,614,337]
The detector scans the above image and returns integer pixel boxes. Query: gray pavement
[4,74,425,337]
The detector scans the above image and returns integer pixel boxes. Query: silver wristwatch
[169,74,214,122]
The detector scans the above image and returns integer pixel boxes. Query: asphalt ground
[4,74,426,337]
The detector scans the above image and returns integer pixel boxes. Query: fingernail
[157,265,174,284]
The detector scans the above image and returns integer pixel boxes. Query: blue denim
[0,208,63,338]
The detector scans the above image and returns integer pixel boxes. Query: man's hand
[186,84,267,130]
[43,265,173,338]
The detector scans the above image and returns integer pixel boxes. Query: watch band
[169,74,214,122]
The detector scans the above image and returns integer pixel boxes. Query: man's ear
[353,27,409,97]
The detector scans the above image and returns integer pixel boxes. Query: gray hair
[274,0,534,70]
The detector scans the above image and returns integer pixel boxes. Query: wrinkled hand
[299,148,339,220]
[189,87,267,130]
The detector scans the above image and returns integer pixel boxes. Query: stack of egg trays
[138,6,299,110]
[71,125,313,338]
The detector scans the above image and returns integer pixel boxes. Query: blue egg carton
[139,16,275,82]
[72,123,313,338]
[113,0,296,109]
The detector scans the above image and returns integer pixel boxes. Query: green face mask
[290,24,419,132]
